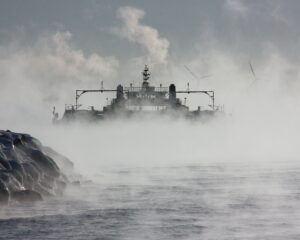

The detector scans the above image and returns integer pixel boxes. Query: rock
[0,136,13,150]
[22,162,40,182]
[0,158,11,170]
[33,184,53,197]
[11,190,42,202]
[2,172,23,192]
[56,179,67,189]
[43,146,74,171]
[0,130,76,204]
[72,181,81,186]
[0,189,9,204]
[0,171,10,183]
[20,134,42,150]
[0,180,9,204]
[29,150,60,178]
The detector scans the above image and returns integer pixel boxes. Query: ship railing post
[212,91,215,111]
[75,90,78,110]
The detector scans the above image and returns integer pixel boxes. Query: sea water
[1,160,300,240]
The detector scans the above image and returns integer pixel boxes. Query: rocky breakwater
[0,130,74,204]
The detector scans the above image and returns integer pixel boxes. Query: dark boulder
[0,180,8,204]
[0,136,13,150]
[11,190,42,202]
[33,184,53,196]
[0,189,9,204]
[12,137,24,148]
[22,162,40,182]
[43,146,74,171]
[9,160,24,173]
[0,170,10,182]
[54,179,67,196]
[0,158,11,170]
[0,130,75,204]
[29,150,60,178]
[20,134,42,150]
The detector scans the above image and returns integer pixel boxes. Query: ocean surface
[1,160,300,240]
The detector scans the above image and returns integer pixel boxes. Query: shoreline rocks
[0,130,73,204]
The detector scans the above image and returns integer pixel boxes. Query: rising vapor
[113,6,170,65]
[1,2,300,238]
[225,0,248,16]
[0,31,119,124]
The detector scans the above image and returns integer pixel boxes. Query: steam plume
[225,0,248,16]
[113,6,170,65]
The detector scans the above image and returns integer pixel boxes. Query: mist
[1,35,299,176]
[1,1,300,238]
[0,4,299,215]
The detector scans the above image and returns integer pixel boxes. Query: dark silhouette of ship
[53,65,223,123]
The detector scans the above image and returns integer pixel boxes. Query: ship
[53,65,223,123]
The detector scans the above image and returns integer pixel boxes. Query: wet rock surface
[0,130,73,203]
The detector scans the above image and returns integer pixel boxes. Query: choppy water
[1,161,300,240]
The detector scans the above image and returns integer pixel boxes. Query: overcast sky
[0,0,299,121]
[1,0,299,59]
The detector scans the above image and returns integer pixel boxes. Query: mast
[142,65,150,88]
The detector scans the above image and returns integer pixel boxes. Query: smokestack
[169,84,176,105]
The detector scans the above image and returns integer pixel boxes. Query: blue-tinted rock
[22,162,40,181]
[0,158,11,170]
[43,146,74,171]
[0,179,9,204]
[0,130,74,204]
[29,150,60,178]
[0,189,9,204]
[11,190,42,202]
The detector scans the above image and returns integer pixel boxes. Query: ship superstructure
[54,65,223,122]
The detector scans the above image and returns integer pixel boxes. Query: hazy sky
[1,0,299,60]
[0,0,299,121]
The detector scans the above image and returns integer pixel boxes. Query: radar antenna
[142,65,151,81]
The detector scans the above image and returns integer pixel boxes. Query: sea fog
[1,111,300,239]
[1,1,300,238]
[1,51,300,239]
